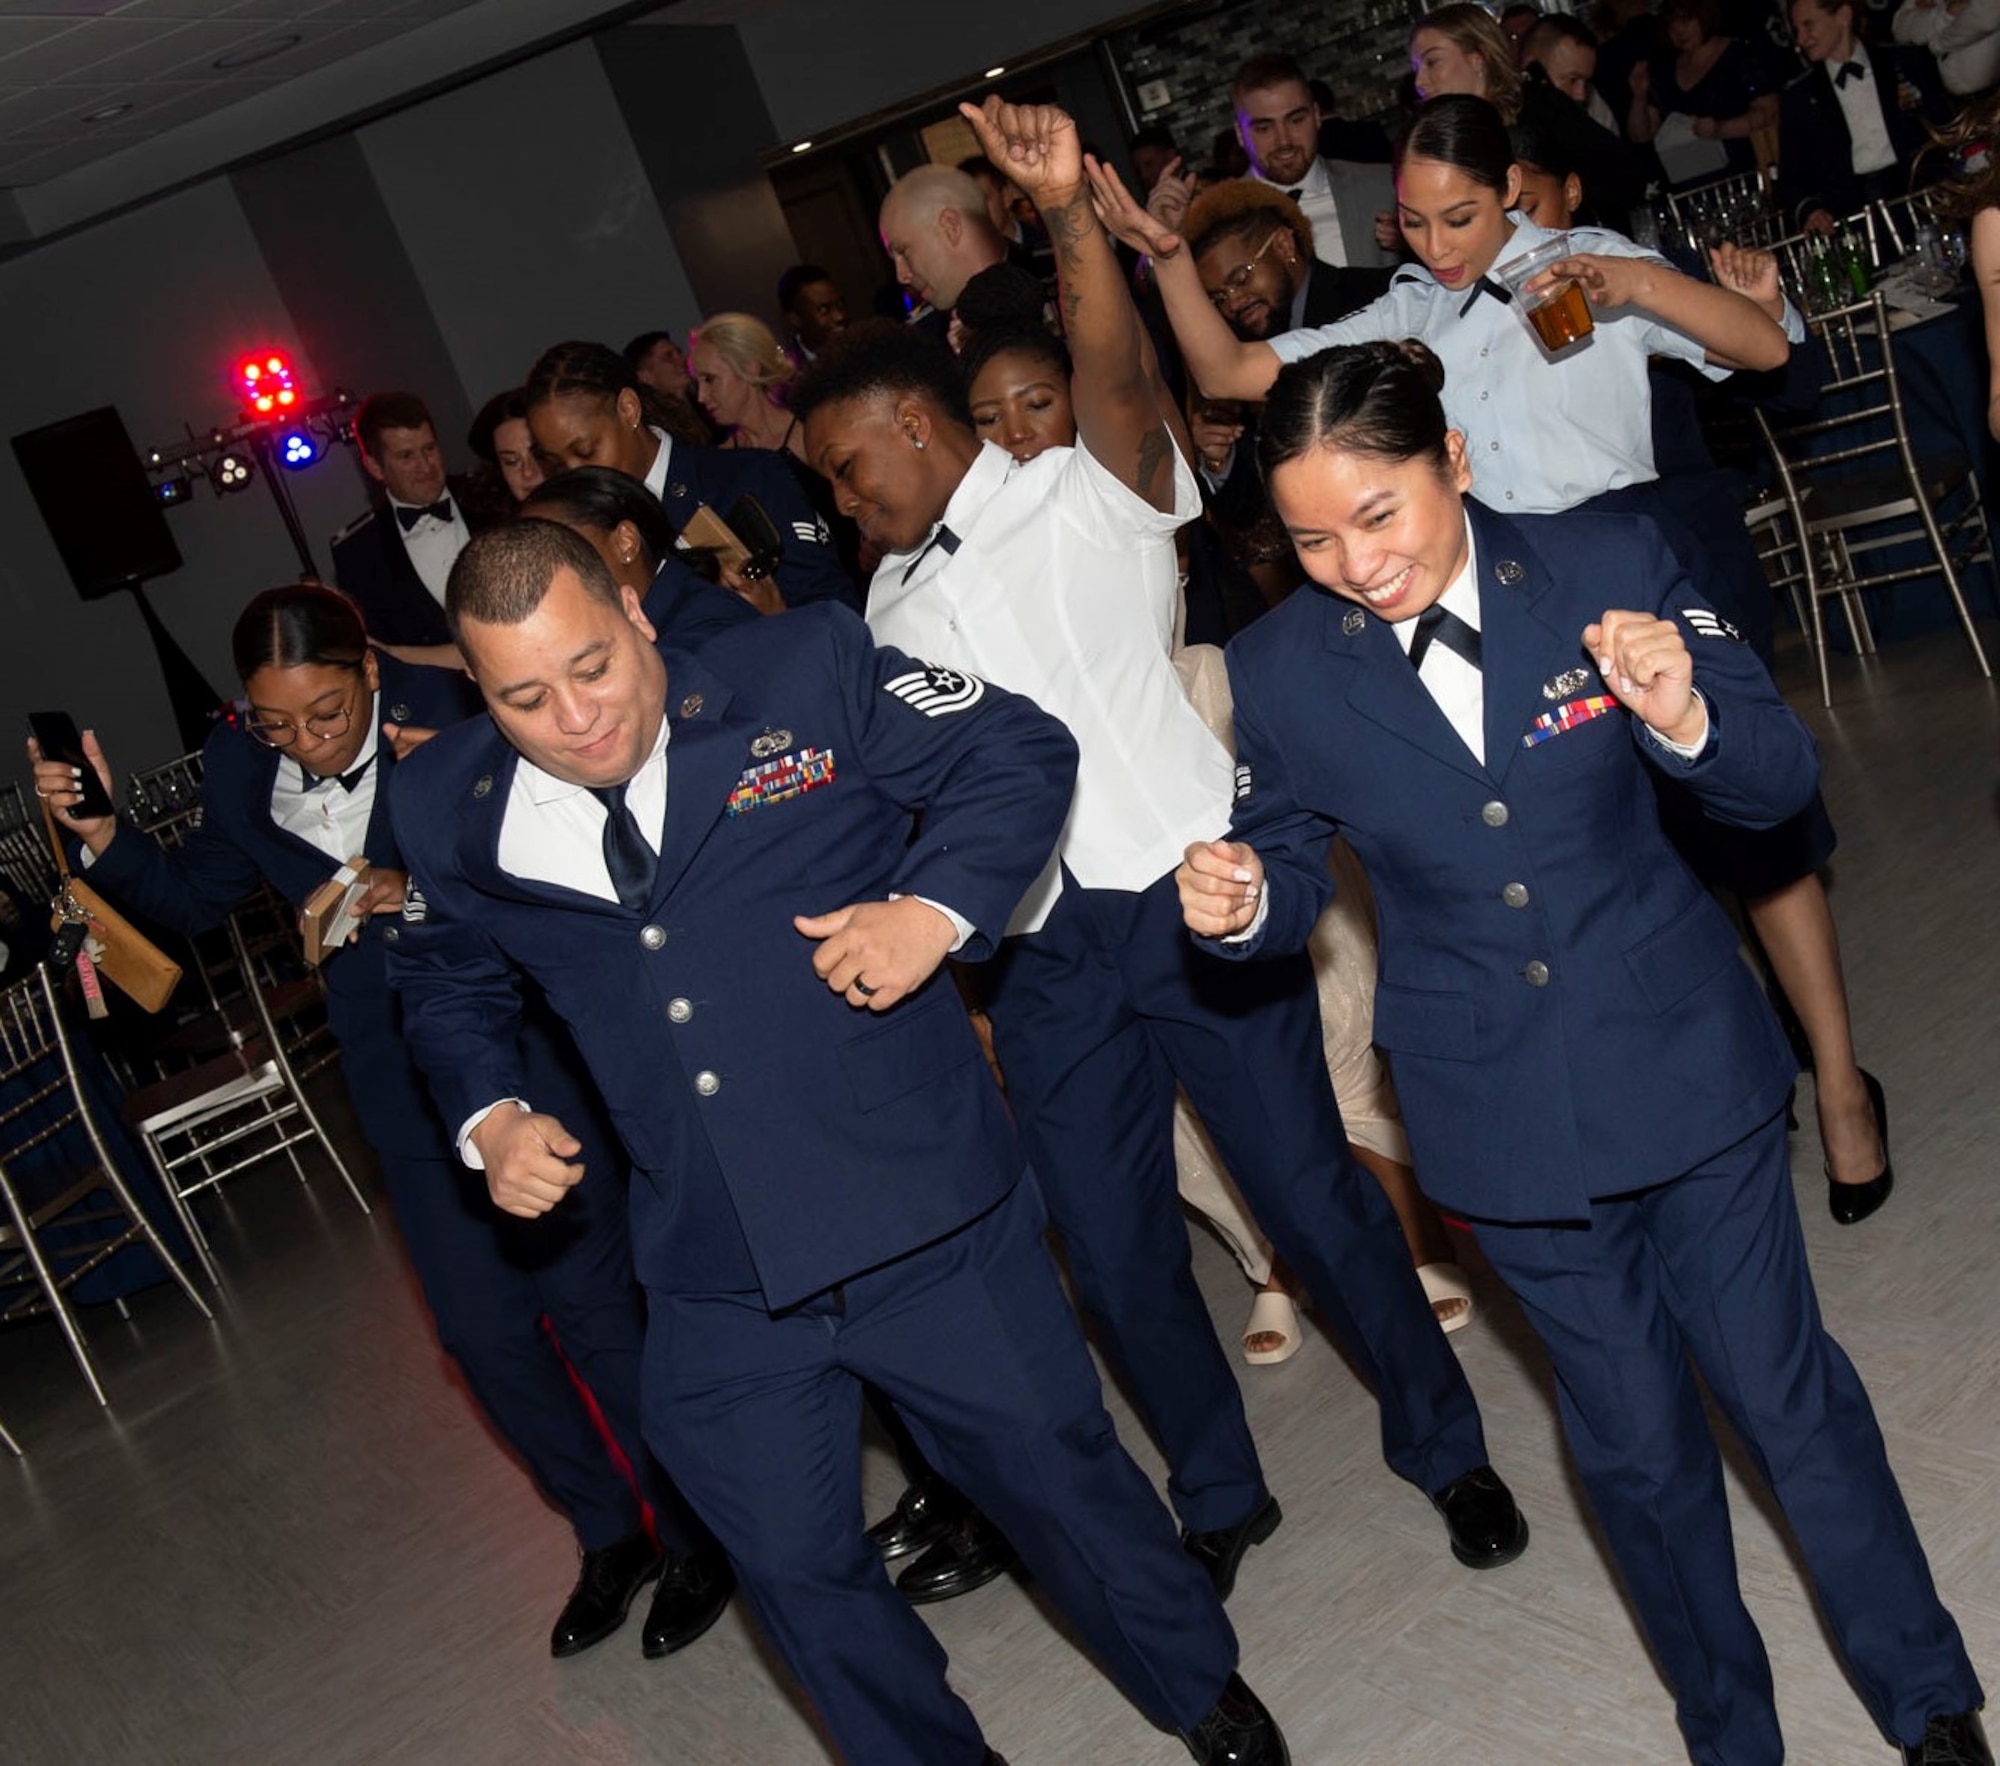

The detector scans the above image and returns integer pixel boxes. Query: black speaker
[11,406,182,599]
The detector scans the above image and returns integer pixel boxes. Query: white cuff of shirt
[890,892,973,953]
[459,1098,529,1169]
[1221,886,1271,945]
[1642,689,1712,760]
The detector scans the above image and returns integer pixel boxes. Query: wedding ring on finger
[852,978,879,998]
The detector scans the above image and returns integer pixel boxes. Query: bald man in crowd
[878,164,1009,341]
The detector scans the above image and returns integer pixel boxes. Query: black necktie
[1408,603,1483,672]
[591,784,655,912]
[305,755,373,793]
[1283,187,1304,201]
[396,498,454,532]
[1459,276,1515,318]
[1835,59,1866,88]
[901,522,961,583]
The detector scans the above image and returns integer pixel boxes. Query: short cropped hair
[355,392,434,459]
[790,319,973,429]
[445,518,622,644]
[776,263,835,314]
[620,330,678,370]
[1231,52,1313,108]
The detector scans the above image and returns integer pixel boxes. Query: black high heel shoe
[1827,1069,1894,1225]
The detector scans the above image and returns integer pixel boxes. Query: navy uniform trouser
[380,1143,705,1556]
[640,1177,1239,1766]
[983,867,1491,1533]
[1473,1111,1980,1765]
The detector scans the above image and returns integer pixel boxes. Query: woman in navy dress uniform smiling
[1175,339,1987,1766]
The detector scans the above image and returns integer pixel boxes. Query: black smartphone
[27,711,116,819]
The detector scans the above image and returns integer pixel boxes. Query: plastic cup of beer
[1496,233,1595,353]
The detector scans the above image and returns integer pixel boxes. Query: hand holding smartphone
[27,712,116,821]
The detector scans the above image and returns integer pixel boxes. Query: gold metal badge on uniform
[749,727,793,759]
[1681,608,1742,642]
[1494,559,1525,585]
[1543,667,1592,700]
[726,747,835,817]
[1341,609,1366,636]
[472,774,493,799]
[678,693,705,719]
[883,664,986,717]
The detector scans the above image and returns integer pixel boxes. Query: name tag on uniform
[726,747,835,816]
[1522,696,1620,748]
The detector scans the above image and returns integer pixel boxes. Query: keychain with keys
[49,882,109,1018]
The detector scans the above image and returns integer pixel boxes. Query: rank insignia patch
[883,665,986,717]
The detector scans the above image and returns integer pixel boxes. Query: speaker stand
[122,580,229,754]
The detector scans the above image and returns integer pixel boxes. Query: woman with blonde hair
[1410,3,1525,116]
[688,311,805,458]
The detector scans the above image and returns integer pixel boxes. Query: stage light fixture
[154,473,194,507]
[238,350,299,416]
[214,451,254,492]
[278,430,318,470]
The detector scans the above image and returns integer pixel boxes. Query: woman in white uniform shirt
[1089,93,1790,519]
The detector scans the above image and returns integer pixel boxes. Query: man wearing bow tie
[331,392,491,653]
[1231,53,1394,272]
[1780,0,1949,232]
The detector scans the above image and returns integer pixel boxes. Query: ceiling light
[213,34,301,71]
[790,140,813,154]
[985,66,1006,77]
[80,102,132,124]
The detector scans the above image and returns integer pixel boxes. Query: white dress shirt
[388,499,471,607]
[1833,44,1899,176]
[641,425,675,501]
[269,691,383,859]
[497,714,669,900]
[1253,155,1350,268]
[1268,216,1727,513]
[1394,525,1488,764]
[867,439,1229,935]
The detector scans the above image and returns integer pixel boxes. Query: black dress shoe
[1828,1068,1895,1225]
[1903,1711,1994,1764]
[866,1477,966,1561]
[1430,1465,1529,1569]
[1182,1493,1282,1601]
[550,1528,663,1657]
[641,1547,736,1658]
[897,1510,1018,1604]
[1182,1672,1291,1765]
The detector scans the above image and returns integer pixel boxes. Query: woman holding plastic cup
[1087,93,1790,518]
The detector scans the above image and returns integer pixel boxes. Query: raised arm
[961,97,1176,509]
[1083,155,1286,403]
[1544,250,1790,370]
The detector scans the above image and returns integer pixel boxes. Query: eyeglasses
[245,700,354,749]
[1206,229,1285,309]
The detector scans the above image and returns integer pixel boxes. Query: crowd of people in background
[32,6,2000,1763]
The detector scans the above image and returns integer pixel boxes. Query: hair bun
[1388,337,1447,396]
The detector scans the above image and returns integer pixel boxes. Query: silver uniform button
[1481,801,1509,827]
[693,1070,721,1097]
[1502,882,1530,909]
[640,925,666,951]
[1524,960,1551,987]
[667,997,693,1024]
[382,925,399,945]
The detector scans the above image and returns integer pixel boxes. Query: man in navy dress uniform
[383,519,1292,1765]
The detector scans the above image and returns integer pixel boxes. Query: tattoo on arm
[1136,422,1172,503]
[1045,194,1092,330]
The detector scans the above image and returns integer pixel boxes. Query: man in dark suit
[1231,53,1396,273]
[1780,0,1952,228]
[330,392,491,654]
[384,521,1289,1765]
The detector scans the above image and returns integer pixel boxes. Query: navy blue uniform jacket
[661,442,861,613]
[1213,506,1820,1224]
[384,605,1079,1309]
[87,655,482,1158]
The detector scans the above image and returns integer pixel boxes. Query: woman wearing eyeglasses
[29,581,734,1665]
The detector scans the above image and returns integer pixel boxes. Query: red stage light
[237,350,301,417]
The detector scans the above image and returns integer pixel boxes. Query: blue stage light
[278,430,318,470]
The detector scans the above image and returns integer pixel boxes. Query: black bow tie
[902,522,961,583]
[1282,187,1304,202]
[1459,276,1515,318]
[1835,59,1867,88]
[395,498,454,532]
[1408,603,1483,672]
[305,756,374,794]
